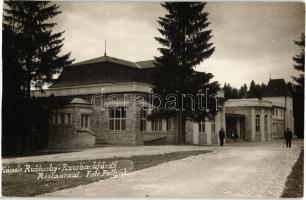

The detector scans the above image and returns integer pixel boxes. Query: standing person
[219,128,225,146]
[284,127,293,148]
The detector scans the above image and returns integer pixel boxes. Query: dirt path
[41,140,303,198]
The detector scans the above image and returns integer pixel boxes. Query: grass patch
[281,149,304,198]
[2,150,209,197]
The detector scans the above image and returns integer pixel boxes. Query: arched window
[255,115,260,132]
[199,121,205,133]
[81,114,90,129]
[264,115,268,132]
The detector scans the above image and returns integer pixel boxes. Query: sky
[54,1,305,88]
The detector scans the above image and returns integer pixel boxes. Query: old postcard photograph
[1,1,305,198]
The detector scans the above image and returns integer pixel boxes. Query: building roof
[70,55,141,68]
[70,56,156,69]
[225,98,273,108]
[136,60,156,69]
[262,79,291,97]
[50,55,156,88]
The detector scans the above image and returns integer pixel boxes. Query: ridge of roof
[70,55,141,69]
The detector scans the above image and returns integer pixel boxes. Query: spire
[269,70,271,80]
[104,40,107,56]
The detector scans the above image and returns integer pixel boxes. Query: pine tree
[291,33,305,138]
[247,80,266,99]
[248,80,256,98]
[239,84,248,98]
[3,1,73,99]
[292,33,305,91]
[3,1,72,154]
[154,2,216,143]
[223,83,231,99]
[223,83,240,99]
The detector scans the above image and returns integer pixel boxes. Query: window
[109,107,126,131]
[53,113,72,125]
[52,114,57,125]
[275,109,278,117]
[273,122,277,133]
[256,114,260,132]
[199,121,205,133]
[166,119,172,132]
[140,109,147,132]
[65,113,72,124]
[57,114,61,124]
[60,113,65,125]
[211,118,216,133]
[280,122,284,130]
[264,115,268,132]
[152,119,162,131]
[81,114,90,129]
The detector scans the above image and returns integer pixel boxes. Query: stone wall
[92,93,143,145]
[265,132,269,141]
[211,133,218,144]
[47,99,95,150]
[198,132,207,145]
[142,132,175,144]
[48,126,95,150]
[185,113,224,145]
[255,133,261,142]
[185,120,194,144]
[94,105,138,145]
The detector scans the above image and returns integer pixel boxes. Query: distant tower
[104,40,107,56]
[269,70,271,80]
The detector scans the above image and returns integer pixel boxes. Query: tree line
[223,81,267,99]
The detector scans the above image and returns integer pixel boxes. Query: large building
[31,55,225,150]
[224,98,274,142]
[262,79,294,139]
[223,79,294,142]
[31,55,294,150]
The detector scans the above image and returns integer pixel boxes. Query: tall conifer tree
[154,2,216,143]
[292,33,305,91]
[3,1,72,154]
[3,1,73,99]
[291,33,305,137]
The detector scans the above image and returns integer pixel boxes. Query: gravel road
[40,140,303,198]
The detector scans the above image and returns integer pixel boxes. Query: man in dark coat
[284,127,293,148]
[219,128,225,146]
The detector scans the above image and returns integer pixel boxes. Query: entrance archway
[225,114,245,141]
